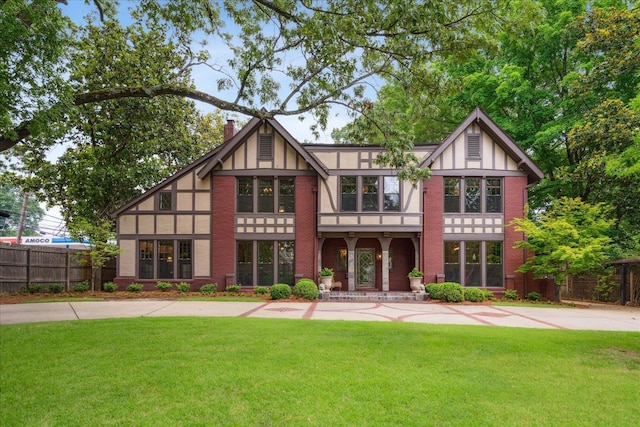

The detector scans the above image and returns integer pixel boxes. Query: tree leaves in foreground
[1,0,528,181]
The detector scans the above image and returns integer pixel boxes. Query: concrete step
[319,291,428,302]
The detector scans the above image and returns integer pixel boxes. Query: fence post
[26,247,31,288]
[66,251,71,291]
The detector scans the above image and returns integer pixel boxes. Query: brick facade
[294,175,317,279]
[503,175,528,294]
[211,175,236,291]
[422,176,444,284]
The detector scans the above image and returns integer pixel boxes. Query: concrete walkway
[1,300,638,331]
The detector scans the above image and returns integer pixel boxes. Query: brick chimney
[224,120,237,141]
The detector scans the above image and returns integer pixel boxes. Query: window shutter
[467,134,481,159]
[258,134,273,159]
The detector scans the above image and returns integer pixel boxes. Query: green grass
[1,318,638,426]
[178,295,266,302]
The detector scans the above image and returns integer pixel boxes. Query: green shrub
[73,281,90,292]
[176,282,190,293]
[526,291,542,301]
[226,284,241,293]
[503,289,519,300]
[482,290,495,300]
[156,281,173,292]
[463,287,486,302]
[254,286,269,295]
[441,282,464,302]
[126,283,143,293]
[200,283,217,294]
[426,283,444,300]
[22,284,44,294]
[47,283,64,294]
[270,283,291,300]
[103,282,118,293]
[293,279,319,300]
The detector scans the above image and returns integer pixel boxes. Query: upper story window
[466,134,481,159]
[341,176,357,211]
[444,177,502,214]
[237,177,295,213]
[258,134,274,160]
[362,176,379,211]
[340,176,401,212]
[159,191,172,211]
[383,177,400,212]
[237,178,253,212]
[444,178,460,213]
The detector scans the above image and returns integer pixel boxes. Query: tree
[1,0,529,181]
[4,10,227,230]
[509,197,614,302]
[0,181,44,237]
[335,1,640,253]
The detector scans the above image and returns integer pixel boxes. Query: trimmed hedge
[463,287,486,302]
[426,282,464,302]
[293,279,319,300]
[270,284,291,300]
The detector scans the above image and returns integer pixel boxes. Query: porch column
[345,237,358,291]
[317,238,325,278]
[411,237,420,270]
[379,237,392,292]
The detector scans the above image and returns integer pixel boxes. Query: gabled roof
[197,116,329,179]
[110,142,226,217]
[421,108,544,183]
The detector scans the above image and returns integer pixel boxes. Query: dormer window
[258,134,273,160]
[466,134,481,159]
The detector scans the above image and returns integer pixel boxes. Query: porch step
[319,291,428,302]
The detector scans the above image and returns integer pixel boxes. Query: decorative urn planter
[319,267,334,293]
[407,268,425,293]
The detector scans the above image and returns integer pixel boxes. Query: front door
[356,248,376,289]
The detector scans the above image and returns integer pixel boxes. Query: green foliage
[200,283,217,295]
[407,268,423,278]
[21,284,44,294]
[293,279,319,300]
[593,279,616,302]
[270,284,291,300]
[510,197,614,295]
[226,284,241,293]
[73,281,90,292]
[463,288,486,303]
[319,267,334,277]
[47,283,64,294]
[155,281,172,292]
[426,283,444,300]
[526,292,542,302]
[426,282,464,302]
[102,282,117,293]
[503,289,519,301]
[482,290,494,301]
[176,282,190,293]
[126,283,143,293]
[254,286,269,295]
[441,282,464,303]
[0,182,44,236]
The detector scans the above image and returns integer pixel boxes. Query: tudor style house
[112,108,544,295]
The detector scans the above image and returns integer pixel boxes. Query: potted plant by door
[319,267,334,292]
[407,268,425,293]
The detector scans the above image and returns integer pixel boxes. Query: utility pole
[16,193,29,243]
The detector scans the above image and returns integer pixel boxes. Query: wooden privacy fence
[0,244,96,293]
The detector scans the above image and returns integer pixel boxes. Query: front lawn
[1,318,638,426]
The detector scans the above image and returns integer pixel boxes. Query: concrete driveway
[1,300,638,331]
